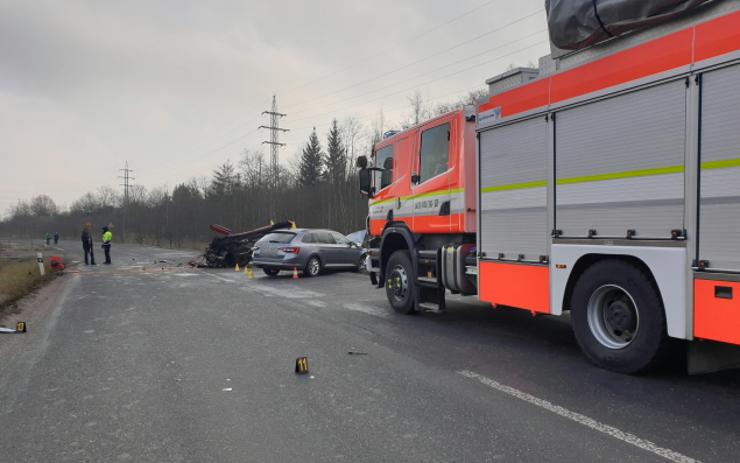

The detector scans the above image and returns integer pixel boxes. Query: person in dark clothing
[53,232,59,245]
[101,226,112,265]
[81,224,95,265]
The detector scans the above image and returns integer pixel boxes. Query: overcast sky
[0,0,549,216]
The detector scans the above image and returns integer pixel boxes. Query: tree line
[0,90,485,249]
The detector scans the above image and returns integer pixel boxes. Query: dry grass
[0,258,53,316]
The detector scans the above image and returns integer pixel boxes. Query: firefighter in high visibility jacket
[101,226,113,264]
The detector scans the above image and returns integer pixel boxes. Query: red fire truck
[357,2,740,373]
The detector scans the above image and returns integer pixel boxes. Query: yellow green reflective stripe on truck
[556,165,684,185]
[481,157,740,192]
[480,180,547,193]
[369,188,464,205]
[701,158,740,170]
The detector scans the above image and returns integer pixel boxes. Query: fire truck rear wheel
[385,250,416,314]
[571,259,670,374]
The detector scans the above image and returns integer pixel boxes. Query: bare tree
[407,90,428,126]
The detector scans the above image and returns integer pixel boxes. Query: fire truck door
[411,120,453,233]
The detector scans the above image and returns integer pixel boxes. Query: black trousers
[103,244,111,264]
[83,245,92,265]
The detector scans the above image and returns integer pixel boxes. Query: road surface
[1,241,739,462]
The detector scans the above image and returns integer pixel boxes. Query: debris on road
[190,221,295,268]
[347,351,368,356]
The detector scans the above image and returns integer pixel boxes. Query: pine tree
[299,128,324,186]
[324,119,347,185]
[210,161,239,196]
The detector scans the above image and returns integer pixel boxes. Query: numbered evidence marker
[0,321,26,334]
[295,356,309,374]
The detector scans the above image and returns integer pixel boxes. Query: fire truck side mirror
[359,168,372,197]
[356,155,368,169]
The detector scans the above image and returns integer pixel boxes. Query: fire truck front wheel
[571,259,670,374]
[385,250,416,314]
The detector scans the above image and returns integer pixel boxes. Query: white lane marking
[458,370,699,463]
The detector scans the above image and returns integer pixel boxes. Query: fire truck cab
[359,109,479,313]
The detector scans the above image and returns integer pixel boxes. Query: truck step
[417,276,438,287]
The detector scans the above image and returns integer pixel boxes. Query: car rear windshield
[262,232,295,243]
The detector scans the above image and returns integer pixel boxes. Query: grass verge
[0,258,54,318]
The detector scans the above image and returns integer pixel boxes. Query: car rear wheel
[304,256,322,277]
[263,268,280,277]
[571,259,671,374]
[385,250,415,314]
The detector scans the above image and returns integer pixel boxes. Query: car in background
[251,228,365,277]
[345,230,368,271]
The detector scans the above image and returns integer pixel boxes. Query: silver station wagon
[251,228,365,277]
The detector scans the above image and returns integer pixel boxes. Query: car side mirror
[359,168,372,197]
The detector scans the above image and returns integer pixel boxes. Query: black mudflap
[415,285,446,312]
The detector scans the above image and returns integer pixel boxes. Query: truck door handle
[715,286,733,299]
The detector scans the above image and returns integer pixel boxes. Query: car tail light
[279,247,300,254]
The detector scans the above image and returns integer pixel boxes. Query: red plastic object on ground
[49,256,65,272]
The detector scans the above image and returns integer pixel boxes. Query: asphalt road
[1,240,739,462]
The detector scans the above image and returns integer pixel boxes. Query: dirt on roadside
[0,240,63,321]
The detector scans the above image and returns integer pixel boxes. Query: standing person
[81,224,95,265]
[44,232,52,246]
[101,226,113,265]
[53,232,59,245]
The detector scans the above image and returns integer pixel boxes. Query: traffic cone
[243,267,249,277]
[235,263,240,272]
[292,266,299,280]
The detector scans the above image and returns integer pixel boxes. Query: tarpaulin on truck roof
[545,0,717,51]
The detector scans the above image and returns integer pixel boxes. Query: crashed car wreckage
[190,221,295,268]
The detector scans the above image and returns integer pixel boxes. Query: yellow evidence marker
[15,321,27,333]
[295,356,309,374]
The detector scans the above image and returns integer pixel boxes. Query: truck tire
[385,250,416,314]
[570,259,670,374]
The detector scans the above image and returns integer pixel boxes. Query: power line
[282,8,544,113]
[280,0,502,97]
[177,7,545,173]
[288,38,549,126]
[289,29,547,120]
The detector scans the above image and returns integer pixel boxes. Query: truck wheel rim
[309,258,320,275]
[586,284,640,350]
[388,264,408,302]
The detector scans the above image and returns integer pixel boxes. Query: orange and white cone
[292,266,299,280]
